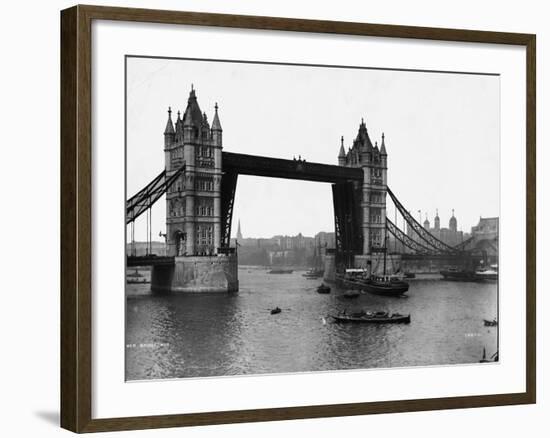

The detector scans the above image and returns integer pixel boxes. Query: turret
[183,85,203,141]
[434,209,440,230]
[211,102,222,146]
[164,107,175,147]
[449,209,457,232]
[201,112,210,140]
[183,105,194,140]
[357,117,374,150]
[423,214,430,229]
[338,136,346,166]
[380,133,387,155]
[175,110,183,142]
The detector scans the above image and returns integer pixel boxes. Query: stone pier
[151,254,238,293]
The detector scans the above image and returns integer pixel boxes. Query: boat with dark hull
[474,268,498,281]
[303,268,324,279]
[343,290,360,299]
[363,276,410,297]
[338,272,410,297]
[331,310,411,324]
[303,242,325,278]
[317,284,331,294]
[440,268,481,282]
[336,232,410,297]
[364,232,409,296]
[268,268,294,274]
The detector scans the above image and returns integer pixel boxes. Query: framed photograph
[60,5,536,433]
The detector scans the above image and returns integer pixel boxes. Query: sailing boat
[363,231,409,297]
[303,240,325,278]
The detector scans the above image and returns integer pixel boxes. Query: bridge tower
[332,119,400,276]
[164,87,223,257]
[154,87,237,293]
[338,119,388,255]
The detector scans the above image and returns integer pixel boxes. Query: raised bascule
[126,87,497,293]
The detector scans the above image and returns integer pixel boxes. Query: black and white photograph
[125,56,500,381]
[1,0,543,435]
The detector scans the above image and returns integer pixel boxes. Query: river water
[125,267,498,381]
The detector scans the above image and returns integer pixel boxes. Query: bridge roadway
[222,152,363,183]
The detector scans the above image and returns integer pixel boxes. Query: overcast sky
[126,56,499,241]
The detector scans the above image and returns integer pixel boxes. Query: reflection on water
[125,267,498,380]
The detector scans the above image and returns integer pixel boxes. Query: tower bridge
[126,87,491,293]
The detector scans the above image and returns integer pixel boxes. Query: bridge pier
[151,254,239,293]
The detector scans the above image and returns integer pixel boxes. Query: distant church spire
[237,219,243,240]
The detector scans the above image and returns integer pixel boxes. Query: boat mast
[383,227,388,276]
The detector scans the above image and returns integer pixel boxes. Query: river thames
[125,267,498,381]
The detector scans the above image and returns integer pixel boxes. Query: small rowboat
[343,290,360,299]
[317,284,331,294]
[268,268,293,274]
[483,318,498,327]
[270,307,282,315]
[331,310,410,324]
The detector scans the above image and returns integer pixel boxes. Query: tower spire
[338,136,346,157]
[183,85,202,127]
[164,106,175,135]
[380,132,387,155]
[212,102,222,131]
[338,135,346,165]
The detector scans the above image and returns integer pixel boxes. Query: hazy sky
[126,56,499,241]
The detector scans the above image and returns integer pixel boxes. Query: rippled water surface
[126,267,498,380]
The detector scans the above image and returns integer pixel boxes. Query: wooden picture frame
[60,4,536,433]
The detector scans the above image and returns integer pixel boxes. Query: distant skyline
[127,57,499,242]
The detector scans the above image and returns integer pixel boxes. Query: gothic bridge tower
[163,87,223,257]
[338,118,388,256]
